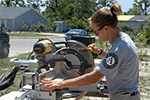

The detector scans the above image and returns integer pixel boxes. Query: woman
[41,3,140,100]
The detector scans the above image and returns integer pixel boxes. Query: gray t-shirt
[95,32,139,95]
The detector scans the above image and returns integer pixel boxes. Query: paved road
[8,32,96,57]
[9,38,65,57]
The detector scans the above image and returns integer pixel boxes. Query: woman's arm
[41,69,104,91]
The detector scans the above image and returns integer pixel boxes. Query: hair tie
[113,10,117,15]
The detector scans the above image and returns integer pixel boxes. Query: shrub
[22,24,28,31]
[118,23,133,32]
[146,38,150,45]
[7,28,12,33]
[36,26,41,32]
[37,24,46,32]
[130,36,135,42]
[145,32,150,39]
[46,26,51,32]
[138,36,147,43]
[29,23,36,32]
[144,26,150,38]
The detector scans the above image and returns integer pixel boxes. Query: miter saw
[8,38,108,100]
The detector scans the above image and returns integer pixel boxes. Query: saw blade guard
[54,40,94,75]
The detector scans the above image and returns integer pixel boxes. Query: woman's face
[91,23,109,42]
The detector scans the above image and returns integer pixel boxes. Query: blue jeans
[110,92,140,100]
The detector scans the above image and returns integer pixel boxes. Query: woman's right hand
[88,43,101,54]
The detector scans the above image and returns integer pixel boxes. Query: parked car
[65,29,91,41]
[0,27,10,58]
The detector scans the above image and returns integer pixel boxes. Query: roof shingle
[0,7,31,19]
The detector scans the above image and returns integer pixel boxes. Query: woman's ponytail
[110,3,123,17]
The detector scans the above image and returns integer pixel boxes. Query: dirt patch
[139,61,150,100]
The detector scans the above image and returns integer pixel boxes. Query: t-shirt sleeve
[95,46,126,79]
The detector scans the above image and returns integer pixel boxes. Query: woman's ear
[103,26,109,31]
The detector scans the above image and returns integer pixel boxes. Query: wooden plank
[0,91,25,100]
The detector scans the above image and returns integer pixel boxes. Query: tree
[135,0,150,15]
[43,0,117,31]
[125,0,150,15]
[142,17,150,44]
[26,0,45,13]
[12,0,26,7]
[0,0,12,7]
[0,0,26,7]
[96,0,117,8]
[43,0,102,30]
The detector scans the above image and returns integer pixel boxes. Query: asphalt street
[8,32,96,57]
[9,37,65,57]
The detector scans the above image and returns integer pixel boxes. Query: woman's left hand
[88,43,100,54]
[40,79,63,91]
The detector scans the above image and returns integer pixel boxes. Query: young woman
[41,3,140,100]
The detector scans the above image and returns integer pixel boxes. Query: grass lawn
[9,32,61,38]
[0,53,30,97]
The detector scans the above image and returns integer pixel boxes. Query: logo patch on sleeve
[103,53,118,69]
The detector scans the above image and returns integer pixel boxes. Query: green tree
[0,0,26,7]
[26,0,45,13]
[97,0,117,8]
[44,0,114,31]
[135,0,150,15]
[12,0,26,7]
[125,0,150,15]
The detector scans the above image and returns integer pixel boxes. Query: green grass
[0,53,30,96]
[9,33,57,38]
[136,43,150,48]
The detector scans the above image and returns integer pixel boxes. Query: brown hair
[91,3,122,28]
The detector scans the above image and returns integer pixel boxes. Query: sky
[117,0,134,12]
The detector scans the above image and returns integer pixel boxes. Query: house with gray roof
[118,15,150,29]
[0,7,48,31]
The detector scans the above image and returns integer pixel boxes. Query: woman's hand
[88,43,101,54]
[41,79,63,91]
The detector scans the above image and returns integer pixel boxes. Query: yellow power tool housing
[33,40,52,54]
